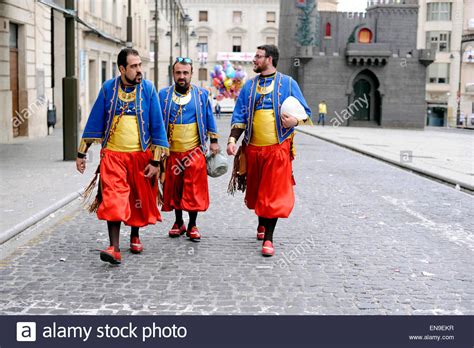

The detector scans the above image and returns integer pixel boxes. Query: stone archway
[349,69,382,126]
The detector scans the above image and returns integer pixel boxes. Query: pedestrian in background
[215,102,222,119]
[227,45,311,257]
[318,100,327,126]
[159,57,219,242]
[76,48,169,265]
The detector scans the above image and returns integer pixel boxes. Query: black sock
[131,226,139,240]
[107,221,121,251]
[262,218,278,242]
[258,216,265,229]
[174,210,184,226]
[188,211,198,230]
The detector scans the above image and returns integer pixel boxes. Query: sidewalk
[297,125,474,191]
[0,129,100,241]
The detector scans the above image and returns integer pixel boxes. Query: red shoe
[186,226,201,241]
[257,226,265,240]
[130,236,143,254]
[100,246,122,264]
[168,223,186,237]
[261,240,274,257]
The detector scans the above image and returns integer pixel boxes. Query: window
[232,36,242,52]
[266,36,276,45]
[199,11,208,22]
[426,31,451,52]
[9,23,18,48]
[325,22,331,37]
[427,2,452,21]
[266,11,276,23]
[233,11,242,24]
[427,63,450,84]
[199,68,208,81]
[101,61,107,84]
[198,36,208,52]
[358,28,373,43]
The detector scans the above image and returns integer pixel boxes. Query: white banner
[216,52,255,62]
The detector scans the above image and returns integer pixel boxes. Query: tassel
[81,164,103,213]
[227,145,247,195]
[157,184,164,207]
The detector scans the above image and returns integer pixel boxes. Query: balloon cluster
[210,61,247,101]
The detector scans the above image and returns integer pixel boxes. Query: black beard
[125,74,141,85]
[253,66,262,73]
[175,82,190,94]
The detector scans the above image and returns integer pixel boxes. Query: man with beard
[226,45,312,257]
[76,48,169,264]
[158,57,219,241]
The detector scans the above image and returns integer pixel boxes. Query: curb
[0,190,84,245]
[297,128,474,192]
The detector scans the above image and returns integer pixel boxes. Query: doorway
[349,69,382,126]
[10,23,27,137]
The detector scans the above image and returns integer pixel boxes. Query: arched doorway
[350,69,381,126]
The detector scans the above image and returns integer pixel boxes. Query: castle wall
[278,0,427,129]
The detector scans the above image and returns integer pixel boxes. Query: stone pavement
[0,118,472,315]
[298,125,474,191]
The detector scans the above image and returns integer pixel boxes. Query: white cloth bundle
[280,96,308,120]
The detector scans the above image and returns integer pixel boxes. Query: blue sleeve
[158,89,167,122]
[205,92,217,134]
[231,82,249,127]
[291,78,312,118]
[150,85,169,148]
[82,87,106,139]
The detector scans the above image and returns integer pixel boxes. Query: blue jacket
[231,72,311,144]
[81,77,169,150]
[159,84,218,151]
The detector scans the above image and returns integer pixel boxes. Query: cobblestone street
[0,119,472,315]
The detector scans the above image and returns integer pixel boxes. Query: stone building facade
[279,0,434,128]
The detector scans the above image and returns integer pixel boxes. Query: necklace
[256,79,275,95]
[118,84,136,102]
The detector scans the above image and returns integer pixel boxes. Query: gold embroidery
[118,84,137,102]
[256,79,275,95]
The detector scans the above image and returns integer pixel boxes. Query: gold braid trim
[150,145,170,161]
[78,138,102,154]
[297,117,313,126]
[207,132,220,139]
[231,123,246,130]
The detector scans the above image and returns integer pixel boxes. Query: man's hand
[281,113,298,129]
[227,142,237,156]
[76,157,86,174]
[210,142,220,155]
[144,164,159,178]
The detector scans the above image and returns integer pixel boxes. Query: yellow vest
[170,123,200,152]
[106,115,142,152]
[250,109,279,146]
